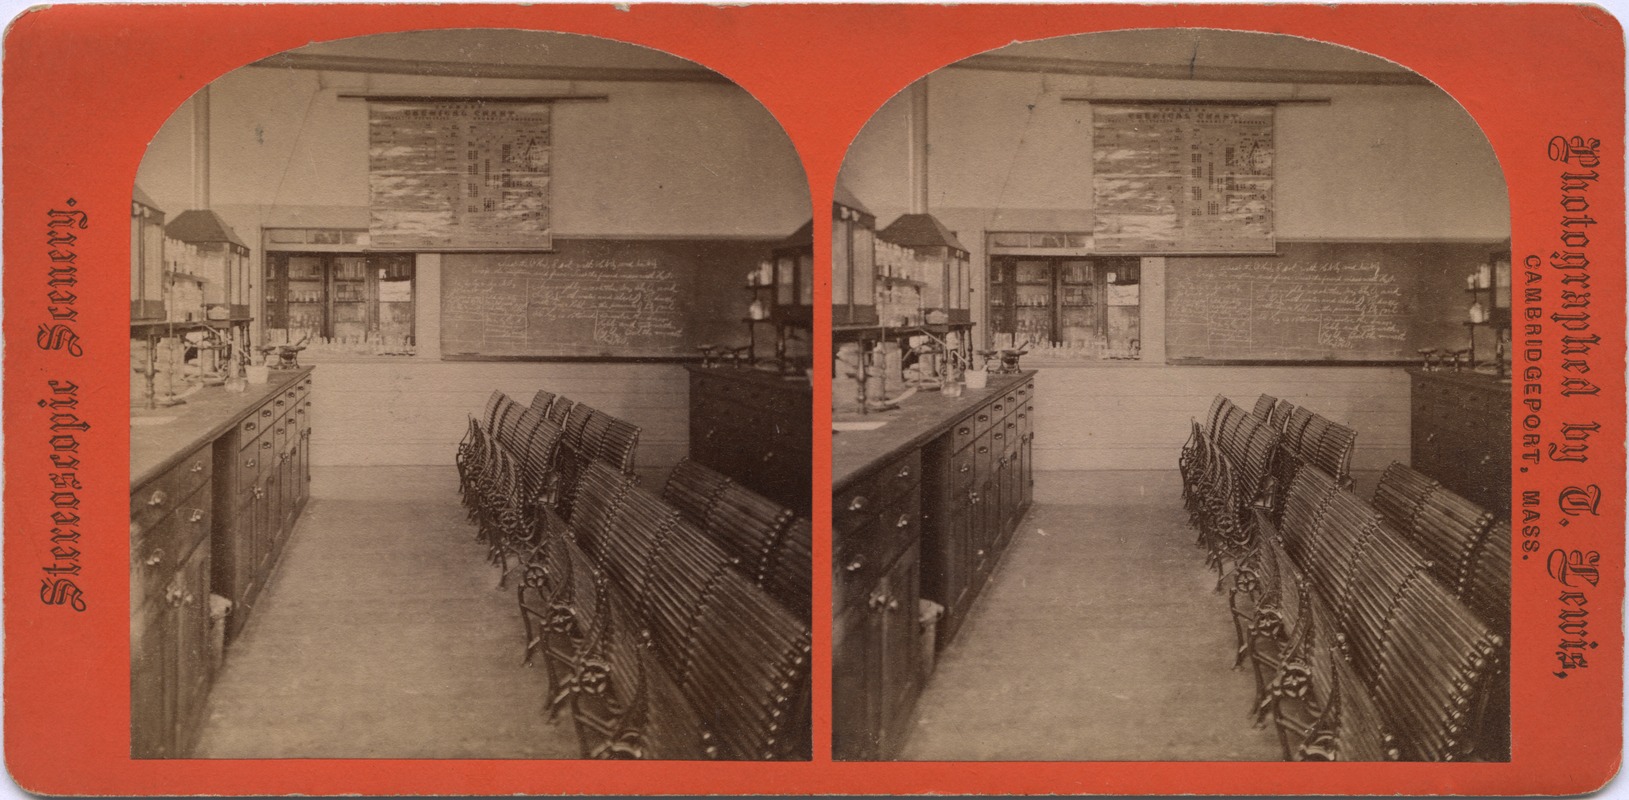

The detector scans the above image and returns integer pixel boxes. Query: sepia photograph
[830,28,1512,762]
[128,27,812,760]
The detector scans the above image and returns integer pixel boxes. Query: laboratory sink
[832,420,889,433]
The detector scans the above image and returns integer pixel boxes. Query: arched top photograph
[829,27,1512,764]
[129,27,813,763]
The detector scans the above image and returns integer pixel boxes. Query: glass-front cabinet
[264,252,415,347]
[988,255,1142,359]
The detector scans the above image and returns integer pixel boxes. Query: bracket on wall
[1060,97,1331,105]
[336,94,609,103]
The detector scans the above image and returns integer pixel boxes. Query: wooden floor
[899,470,1284,761]
[193,466,580,759]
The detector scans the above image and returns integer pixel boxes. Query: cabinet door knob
[144,549,164,567]
[895,513,910,529]
[190,461,205,474]
[844,555,865,573]
[1425,433,1438,443]
[1479,454,1492,465]
[847,495,867,513]
[896,465,911,479]
[147,489,167,507]
[189,509,204,523]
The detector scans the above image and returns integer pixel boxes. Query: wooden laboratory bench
[686,365,812,515]
[1408,368,1511,515]
[831,370,1035,760]
[130,366,313,758]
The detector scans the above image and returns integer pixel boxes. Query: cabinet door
[171,539,213,757]
[130,597,174,758]
[876,543,922,754]
[1020,432,1035,512]
[831,606,876,760]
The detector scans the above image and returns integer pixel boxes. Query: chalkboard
[1165,241,1501,363]
[440,239,770,360]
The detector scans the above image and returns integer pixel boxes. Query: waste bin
[918,598,945,681]
[208,594,233,672]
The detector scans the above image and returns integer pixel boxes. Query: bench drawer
[131,446,212,534]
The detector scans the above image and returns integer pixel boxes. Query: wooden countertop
[131,367,313,488]
[685,363,814,393]
[831,370,1034,492]
[1407,368,1512,393]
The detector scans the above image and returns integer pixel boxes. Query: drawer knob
[993,432,1004,441]
[144,549,164,567]
[977,549,986,557]
[896,465,911,479]
[245,422,256,432]
[246,458,257,469]
[969,490,981,505]
[262,440,272,449]
[147,489,167,507]
[190,462,205,474]
[978,446,989,454]
[262,409,273,418]
[276,399,286,407]
[847,495,867,513]
[253,486,265,500]
[844,555,866,573]
[978,414,989,422]
[895,513,910,529]
[958,426,971,436]
[959,463,971,474]
[189,509,204,523]
[761,451,776,463]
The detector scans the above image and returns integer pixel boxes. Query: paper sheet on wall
[1092,104,1274,254]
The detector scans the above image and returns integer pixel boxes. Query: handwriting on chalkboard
[441,251,693,356]
[1168,257,1410,359]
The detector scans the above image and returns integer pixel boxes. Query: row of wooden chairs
[457,389,811,759]
[1183,394,1507,761]
[1179,396,1280,585]
[1252,394,1358,502]
[662,458,812,620]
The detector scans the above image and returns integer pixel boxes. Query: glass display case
[833,183,878,326]
[878,213,971,324]
[131,187,167,321]
[988,255,1142,359]
[264,252,415,348]
[164,210,251,320]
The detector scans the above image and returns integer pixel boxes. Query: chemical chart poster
[2,3,1624,797]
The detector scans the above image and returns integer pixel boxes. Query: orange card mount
[3,3,1623,796]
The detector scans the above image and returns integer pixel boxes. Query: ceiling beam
[948,53,1434,87]
[249,52,733,84]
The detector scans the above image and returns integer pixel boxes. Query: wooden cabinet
[1410,370,1510,515]
[131,446,214,759]
[133,367,314,758]
[214,371,314,641]
[832,372,1036,760]
[922,378,1035,649]
[687,366,811,515]
[832,449,922,761]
